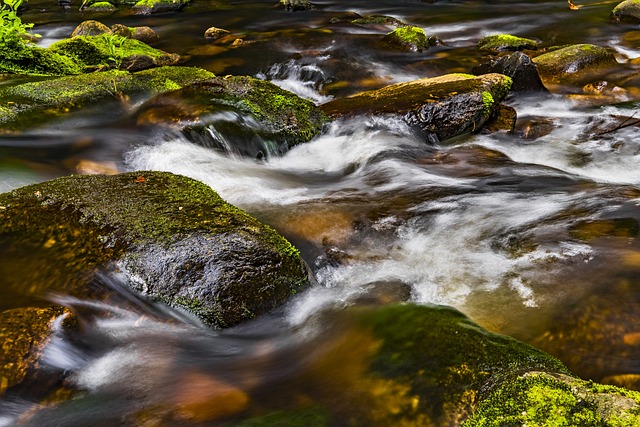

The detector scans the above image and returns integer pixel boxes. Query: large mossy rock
[48,34,179,72]
[0,172,311,328]
[0,66,215,131]
[611,0,640,23]
[320,73,512,143]
[477,34,539,53]
[136,76,329,158]
[532,44,618,86]
[383,26,431,51]
[0,37,83,76]
[226,304,640,426]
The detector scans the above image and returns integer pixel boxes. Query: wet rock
[111,24,159,45]
[49,34,179,72]
[532,44,618,86]
[482,104,517,134]
[321,73,513,143]
[277,0,315,11]
[135,76,329,157]
[611,0,640,23]
[351,14,407,29]
[0,66,215,131]
[383,26,431,51]
[70,20,112,37]
[84,1,117,12]
[515,116,557,140]
[473,51,549,93]
[0,307,70,396]
[131,0,189,14]
[0,172,312,328]
[204,26,230,39]
[477,34,540,53]
[569,218,639,241]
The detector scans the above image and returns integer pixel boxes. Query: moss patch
[533,44,618,85]
[0,37,82,76]
[477,34,539,52]
[383,26,430,51]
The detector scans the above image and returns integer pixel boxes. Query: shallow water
[3,0,640,424]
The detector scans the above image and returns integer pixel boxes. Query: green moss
[0,37,82,76]
[86,1,117,11]
[48,34,175,71]
[477,34,539,52]
[384,26,430,51]
[361,304,569,423]
[532,44,618,84]
[482,91,494,115]
[463,372,640,426]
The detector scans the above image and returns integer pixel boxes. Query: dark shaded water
[3,0,640,424]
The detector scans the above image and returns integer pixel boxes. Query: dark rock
[0,172,312,328]
[611,0,640,23]
[351,14,408,29]
[515,116,557,140]
[320,73,512,143]
[135,76,329,158]
[532,44,618,86]
[473,51,549,94]
[483,104,517,134]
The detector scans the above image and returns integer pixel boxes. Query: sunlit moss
[477,34,539,52]
[384,26,430,51]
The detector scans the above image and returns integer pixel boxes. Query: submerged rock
[136,76,329,157]
[473,51,549,93]
[532,44,618,86]
[0,66,214,131]
[321,73,512,143]
[611,0,640,23]
[0,307,70,396]
[0,172,312,328]
[477,34,539,52]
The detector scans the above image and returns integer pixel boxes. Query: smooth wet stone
[321,73,512,143]
[532,44,618,86]
[111,24,159,45]
[515,116,557,140]
[71,20,112,37]
[0,172,312,328]
[277,0,315,11]
[350,14,407,29]
[482,104,517,134]
[477,34,540,52]
[611,0,640,23]
[204,26,230,39]
[130,0,189,14]
[135,75,329,158]
[473,51,549,93]
[0,307,70,396]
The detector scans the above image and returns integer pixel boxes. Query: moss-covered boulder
[383,26,431,51]
[0,66,214,130]
[463,372,640,426]
[49,34,179,72]
[477,34,539,52]
[70,20,112,37]
[532,44,618,86]
[0,37,82,76]
[320,73,512,143]
[0,172,311,328]
[130,0,189,14]
[135,76,329,158]
[111,23,159,44]
[84,1,118,12]
[0,307,70,396]
[611,0,640,23]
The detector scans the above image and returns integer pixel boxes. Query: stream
[3,0,640,425]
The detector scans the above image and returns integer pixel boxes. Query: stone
[130,0,189,15]
[320,73,512,143]
[383,26,431,51]
[477,34,540,52]
[135,75,329,158]
[473,51,549,93]
[84,1,117,12]
[71,20,113,37]
[482,104,517,134]
[277,0,315,11]
[0,172,312,328]
[204,26,230,39]
[532,44,618,86]
[611,0,640,23]
[111,24,159,45]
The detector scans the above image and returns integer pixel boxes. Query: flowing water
[3,0,640,424]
